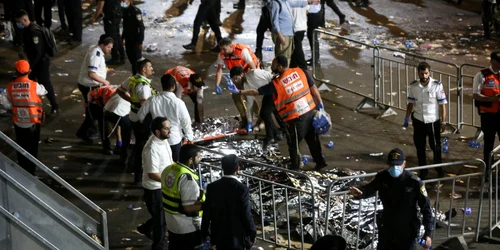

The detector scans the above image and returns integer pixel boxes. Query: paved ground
[1,0,500,249]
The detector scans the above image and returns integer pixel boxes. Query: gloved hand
[215,85,222,95]
[403,117,409,128]
[317,102,324,110]
[246,122,253,133]
[227,81,240,94]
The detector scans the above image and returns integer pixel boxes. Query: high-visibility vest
[219,44,260,72]
[161,162,205,217]
[7,76,43,124]
[165,66,195,94]
[480,68,500,113]
[127,75,155,113]
[88,86,116,107]
[273,68,316,122]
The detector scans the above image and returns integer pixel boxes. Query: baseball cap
[15,60,30,74]
[221,154,239,174]
[387,148,405,165]
[491,51,500,62]
[189,74,205,88]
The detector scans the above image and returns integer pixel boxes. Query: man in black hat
[472,51,500,182]
[201,154,257,250]
[349,148,434,250]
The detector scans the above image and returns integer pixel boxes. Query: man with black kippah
[201,154,257,250]
[473,51,500,182]
[349,148,434,250]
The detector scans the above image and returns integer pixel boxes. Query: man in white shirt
[104,90,131,163]
[138,116,173,250]
[404,62,447,179]
[117,58,156,184]
[290,5,307,69]
[76,34,115,144]
[230,66,286,149]
[138,74,194,162]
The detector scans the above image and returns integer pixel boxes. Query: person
[306,1,324,65]
[103,87,131,163]
[117,58,156,184]
[254,0,273,62]
[348,148,434,250]
[64,0,83,44]
[230,66,285,148]
[57,0,68,31]
[215,37,261,129]
[138,74,194,162]
[472,51,500,180]
[182,0,222,52]
[324,0,345,25]
[34,0,52,28]
[15,10,60,115]
[138,117,172,250]
[8,1,34,46]
[161,144,205,250]
[87,85,118,155]
[201,154,257,250]
[6,60,46,176]
[76,35,114,144]
[290,4,307,69]
[165,66,206,123]
[240,55,327,170]
[309,235,346,250]
[404,62,447,179]
[356,0,368,7]
[91,0,125,64]
[121,0,145,75]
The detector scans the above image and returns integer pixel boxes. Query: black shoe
[274,132,284,141]
[136,225,153,240]
[211,45,221,52]
[314,163,328,171]
[255,50,263,62]
[49,109,61,117]
[183,43,195,50]
[339,14,346,25]
[76,133,94,145]
[102,149,113,155]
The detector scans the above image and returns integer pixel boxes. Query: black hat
[221,154,239,174]
[387,148,405,165]
[491,51,500,62]
[189,74,205,88]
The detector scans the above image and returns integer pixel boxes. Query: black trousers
[14,123,41,176]
[307,11,323,62]
[260,95,285,142]
[34,0,52,28]
[290,31,307,70]
[285,110,325,169]
[170,142,182,163]
[325,0,344,18]
[29,58,58,111]
[143,188,166,250]
[255,14,271,53]
[104,19,125,60]
[104,111,131,160]
[377,232,416,250]
[76,84,99,138]
[412,116,444,178]
[188,91,204,123]
[65,0,82,41]
[125,41,142,75]
[481,113,500,174]
[88,104,111,151]
[131,120,149,183]
[57,0,67,29]
[168,230,202,250]
[191,3,222,45]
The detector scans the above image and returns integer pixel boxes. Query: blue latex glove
[403,117,409,128]
[246,122,253,133]
[317,102,324,110]
[215,85,222,95]
[227,81,240,94]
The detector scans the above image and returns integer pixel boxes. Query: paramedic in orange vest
[473,51,500,180]
[88,86,118,155]
[240,55,328,171]
[215,37,261,129]
[165,66,206,123]
[6,60,47,176]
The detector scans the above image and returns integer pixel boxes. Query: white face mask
[120,2,129,8]
[388,165,403,178]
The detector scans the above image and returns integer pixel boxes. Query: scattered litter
[76,177,83,180]
[132,207,142,211]
[61,146,71,149]
[109,190,119,193]
[464,164,478,169]
[393,52,406,59]
[127,204,133,209]
[327,141,334,148]
[53,166,59,170]
[87,163,92,166]
[145,43,158,52]
[455,179,464,184]
[369,152,383,156]
[64,59,75,63]
[57,73,69,76]
[355,72,363,76]
[57,155,66,159]
[449,192,462,199]
[462,207,472,215]
[121,238,131,241]
[55,130,63,132]
[457,13,464,16]
[468,227,472,231]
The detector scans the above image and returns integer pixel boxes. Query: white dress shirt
[120,75,153,122]
[244,69,274,123]
[78,45,107,87]
[291,6,307,32]
[137,91,194,145]
[142,135,173,190]
[407,77,448,123]
[103,93,131,117]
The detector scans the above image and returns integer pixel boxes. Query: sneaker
[183,43,195,50]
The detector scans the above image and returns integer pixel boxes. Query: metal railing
[480,144,500,240]
[323,160,486,249]
[0,131,108,249]
[196,146,317,250]
[459,63,486,131]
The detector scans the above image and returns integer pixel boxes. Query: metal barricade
[324,160,486,249]
[196,146,317,250]
[459,64,486,135]
[479,144,500,241]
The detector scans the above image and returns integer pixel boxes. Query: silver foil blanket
[192,117,241,142]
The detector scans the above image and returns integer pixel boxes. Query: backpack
[262,0,282,28]
[34,24,57,57]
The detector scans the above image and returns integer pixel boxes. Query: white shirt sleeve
[88,49,101,73]
[472,72,484,95]
[178,174,200,206]
[241,48,254,66]
[137,97,151,122]
[136,84,152,102]
[407,83,416,103]
[36,83,48,96]
[143,144,160,174]
[437,84,448,104]
[178,101,194,141]
[216,54,224,66]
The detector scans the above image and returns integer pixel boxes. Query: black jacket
[22,23,48,67]
[121,5,145,43]
[201,177,257,249]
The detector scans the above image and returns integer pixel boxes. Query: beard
[159,134,170,140]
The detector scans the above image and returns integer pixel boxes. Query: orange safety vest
[165,66,195,93]
[219,44,260,72]
[480,68,500,113]
[7,76,43,124]
[88,87,116,107]
[272,68,316,122]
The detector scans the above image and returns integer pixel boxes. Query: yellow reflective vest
[127,75,155,113]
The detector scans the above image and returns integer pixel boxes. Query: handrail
[0,131,109,249]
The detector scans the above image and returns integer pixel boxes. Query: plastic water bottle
[463,207,472,215]
[327,141,334,148]
[443,137,449,153]
[468,140,481,149]
[417,238,432,250]
[263,46,274,51]
[302,156,308,164]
